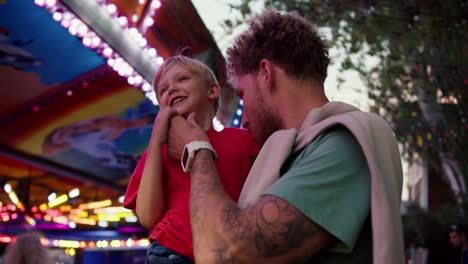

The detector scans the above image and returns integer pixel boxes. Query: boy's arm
[135,107,177,229]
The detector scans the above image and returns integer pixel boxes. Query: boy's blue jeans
[146,241,194,264]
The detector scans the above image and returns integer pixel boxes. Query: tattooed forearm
[253,196,317,257]
[189,150,234,254]
[220,195,330,261]
[189,151,333,263]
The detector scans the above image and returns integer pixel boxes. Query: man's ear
[258,59,274,92]
[208,83,220,101]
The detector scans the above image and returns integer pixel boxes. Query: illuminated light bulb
[8,192,19,205]
[107,58,115,67]
[62,12,72,21]
[78,199,112,210]
[68,188,80,198]
[134,75,143,85]
[140,239,150,246]
[151,0,161,9]
[34,0,45,7]
[48,192,57,202]
[68,25,78,35]
[148,48,156,57]
[48,194,68,208]
[156,57,164,65]
[126,238,134,247]
[118,68,126,77]
[45,0,56,8]
[4,184,12,194]
[77,24,88,36]
[25,215,36,226]
[101,240,109,248]
[125,215,138,222]
[60,205,72,212]
[103,47,113,58]
[82,37,92,47]
[61,20,70,28]
[52,12,63,21]
[143,17,154,28]
[128,27,138,37]
[125,65,134,76]
[118,16,128,27]
[2,214,9,222]
[39,203,48,211]
[92,36,101,47]
[106,4,117,15]
[237,109,243,116]
[142,82,152,92]
[110,240,121,247]
[138,38,147,47]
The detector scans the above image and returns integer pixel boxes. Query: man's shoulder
[304,126,358,153]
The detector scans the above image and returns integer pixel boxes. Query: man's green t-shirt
[264,127,372,263]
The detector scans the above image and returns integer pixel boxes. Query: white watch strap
[181,141,218,173]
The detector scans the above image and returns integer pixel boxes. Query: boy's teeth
[172,97,184,106]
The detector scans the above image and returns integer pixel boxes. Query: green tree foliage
[225,0,468,201]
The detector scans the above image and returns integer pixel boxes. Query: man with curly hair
[167,10,404,263]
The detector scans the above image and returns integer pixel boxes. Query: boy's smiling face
[156,64,213,118]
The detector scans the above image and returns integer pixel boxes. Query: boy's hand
[151,106,178,146]
[167,113,209,160]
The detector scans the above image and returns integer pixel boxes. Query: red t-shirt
[123,128,258,260]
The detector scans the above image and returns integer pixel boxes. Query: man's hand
[167,113,209,160]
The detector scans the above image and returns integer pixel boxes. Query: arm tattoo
[189,151,331,263]
[221,195,320,259]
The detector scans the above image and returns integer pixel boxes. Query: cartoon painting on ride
[0,0,158,181]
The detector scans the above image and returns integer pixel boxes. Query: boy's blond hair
[152,55,221,116]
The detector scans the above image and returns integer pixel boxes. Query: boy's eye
[178,76,189,82]
[159,88,167,96]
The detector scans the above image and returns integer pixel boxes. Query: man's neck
[277,81,329,130]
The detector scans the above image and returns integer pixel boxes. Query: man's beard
[250,83,282,148]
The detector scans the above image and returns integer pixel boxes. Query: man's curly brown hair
[226,10,329,85]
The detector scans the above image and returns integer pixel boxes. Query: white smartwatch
[181,141,218,173]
